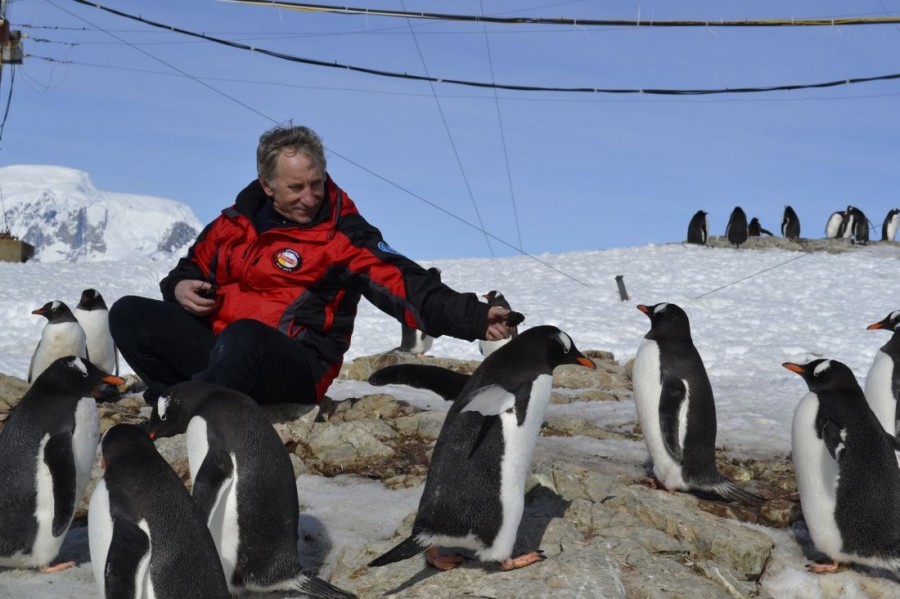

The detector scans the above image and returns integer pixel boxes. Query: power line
[224,1,900,28]
[68,0,900,96]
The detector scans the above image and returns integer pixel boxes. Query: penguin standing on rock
[478,290,520,358]
[864,310,900,435]
[782,205,801,240]
[725,207,749,247]
[882,208,900,242]
[825,211,846,238]
[147,381,358,599]
[784,359,900,574]
[847,205,870,244]
[393,268,441,357]
[368,326,595,571]
[0,357,122,572]
[88,423,230,598]
[686,210,708,245]
[28,301,88,383]
[632,303,763,504]
[74,288,118,376]
[748,218,773,237]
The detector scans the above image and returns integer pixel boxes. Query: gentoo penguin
[686,210,708,245]
[368,326,595,571]
[825,211,845,238]
[632,303,763,503]
[393,268,441,357]
[864,310,900,435]
[784,359,900,573]
[725,206,749,247]
[28,301,88,383]
[0,356,122,572]
[882,208,900,242]
[74,288,118,376]
[88,423,230,598]
[838,209,855,239]
[478,290,519,358]
[847,205,869,244]
[146,381,357,599]
[781,205,801,240]
[748,218,773,237]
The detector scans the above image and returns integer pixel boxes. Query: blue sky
[2,0,900,259]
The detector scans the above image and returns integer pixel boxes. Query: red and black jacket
[160,176,489,401]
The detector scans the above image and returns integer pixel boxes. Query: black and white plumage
[146,381,357,599]
[368,326,595,571]
[0,357,122,572]
[632,303,763,504]
[88,423,230,598]
[393,268,441,357]
[478,290,519,358]
[882,208,900,242]
[865,311,900,435]
[686,210,708,245]
[825,211,846,239]
[847,205,870,244]
[28,301,88,383]
[74,288,118,376]
[748,218,773,237]
[725,207,749,247]
[781,205,801,240]
[784,359,900,574]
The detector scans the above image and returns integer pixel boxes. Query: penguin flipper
[658,377,687,462]
[191,446,234,520]
[368,536,428,567]
[293,574,359,599]
[368,365,470,401]
[106,516,151,599]
[820,420,845,461]
[43,433,77,537]
[460,385,515,416]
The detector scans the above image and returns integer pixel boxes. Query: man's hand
[174,279,217,316]
[485,306,513,341]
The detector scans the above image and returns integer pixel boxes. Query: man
[110,124,511,405]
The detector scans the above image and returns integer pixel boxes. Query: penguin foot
[39,561,75,573]
[425,547,466,571]
[807,561,845,574]
[640,477,668,491]
[499,550,546,571]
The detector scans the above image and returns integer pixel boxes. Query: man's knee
[217,319,273,347]
[109,295,146,341]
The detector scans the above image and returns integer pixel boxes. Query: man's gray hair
[257,124,327,185]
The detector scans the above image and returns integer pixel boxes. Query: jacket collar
[229,175,342,231]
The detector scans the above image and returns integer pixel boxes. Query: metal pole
[615,275,629,301]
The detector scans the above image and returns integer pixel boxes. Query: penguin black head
[494,325,595,371]
[782,359,862,396]
[637,303,691,341]
[32,356,124,397]
[32,300,78,323]
[147,380,236,440]
[867,310,900,333]
[100,423,157,468]
[76,288,108,311]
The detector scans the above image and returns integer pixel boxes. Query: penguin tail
[708,479,765,505]
[368,536,429,567]
[291,574,359,599]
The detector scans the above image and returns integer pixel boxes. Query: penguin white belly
[186,417,209,486]
[791,392,842,559]
[30,433,64,567]
[632,340,687,490]
[88,479,114,595]
[37,323,87,375]
[825,214,842,238]
[205,456,239,588]
[72,397,100,497]
[410,332,433,355]
[77,310,117,374]
[479,374,552,562]
[138,520,154,599]
[864,350,897,435]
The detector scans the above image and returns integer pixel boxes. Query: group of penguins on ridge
[686,204,900,246]
[4,278,900,595]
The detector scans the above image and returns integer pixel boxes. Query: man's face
[260,150,326,225]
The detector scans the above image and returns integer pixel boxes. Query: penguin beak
[31,309,45,315]
[576,356,596,369]
[782,362,806,375]
[637,305,650,314]
[866,320,887,330]
[102,375,125,386]
[148,431,156,440]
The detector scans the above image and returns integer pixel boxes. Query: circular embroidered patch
[274,248,301,272]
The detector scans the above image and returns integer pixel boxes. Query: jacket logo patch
[274,248,301,272]
[377,241,403,256]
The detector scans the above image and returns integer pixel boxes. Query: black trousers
[109,295,318,405]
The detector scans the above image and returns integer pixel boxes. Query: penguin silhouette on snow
[28,301,88,383]
[784,359,900,574]
[88,423,231,597]
[74,288,118,376]
[748,218,773,237]
[686,210,708,245]
[147,381,358,599]
[368,326,596,571]
[864,310,900,435]
[0,356,122,572]
[725,207,749,247]
[632,303,763,504]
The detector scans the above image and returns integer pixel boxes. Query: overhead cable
[68,0,900,96]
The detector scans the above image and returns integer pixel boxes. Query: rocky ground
[1,348,899,598]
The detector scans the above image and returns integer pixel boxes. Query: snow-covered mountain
[0,165,202,262]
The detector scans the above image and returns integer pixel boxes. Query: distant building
[0,231,34,262]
